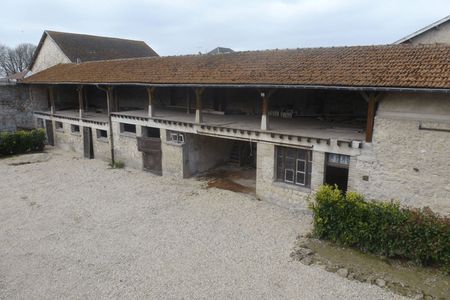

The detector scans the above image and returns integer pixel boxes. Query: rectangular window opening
[96,129,108,139]
[276,146,312,188]
[120,123,136,134]
[143,126,160,138]
[71,124,80,133]
[55,121,63,131]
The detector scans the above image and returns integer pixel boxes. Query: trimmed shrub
[0,129,46,156]
[310,185,450,272]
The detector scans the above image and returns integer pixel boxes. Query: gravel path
[0,149,405,299]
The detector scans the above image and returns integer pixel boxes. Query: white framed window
[276,146,312,187]
[167,130,185,144]
[327,153,350,168]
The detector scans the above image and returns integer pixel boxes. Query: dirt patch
[200,167,256,194]
[292,236,450,299]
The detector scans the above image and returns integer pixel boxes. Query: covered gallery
[22,44,450,212]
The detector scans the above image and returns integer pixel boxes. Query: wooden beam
[186,88,190,114]
[195,88,204,123]
[77,85,84,119]
[104,86,115,163]
[146,87,156,117]
[365,93,377,142]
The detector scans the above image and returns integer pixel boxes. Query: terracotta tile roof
[22,44,450,89]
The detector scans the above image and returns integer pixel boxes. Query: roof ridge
[45,30,147,44]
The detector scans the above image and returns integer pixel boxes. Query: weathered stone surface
[348,92,450,215]
[336,268,349,278]
[300,256,313,266]
[256,142,325,210]
[375,278,386,287]
[0,84,33,131]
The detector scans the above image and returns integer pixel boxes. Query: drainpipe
[97,85,115,164]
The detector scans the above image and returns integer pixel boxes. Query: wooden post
[49,86,55,115]
[365,93,377,143]
[186,88,191,114]
[195,88,204,123]
[77,85,84,119]
[146,87,156,117]
[105,86,115,163]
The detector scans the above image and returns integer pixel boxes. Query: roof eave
[19,81,450,94]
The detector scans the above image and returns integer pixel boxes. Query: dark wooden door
[45,120,54,146]
[137,137,162,175]
[83,127,94,159]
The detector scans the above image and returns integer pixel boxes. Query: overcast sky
[1,0,449,55]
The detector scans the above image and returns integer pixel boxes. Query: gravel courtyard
[0,149,404,299]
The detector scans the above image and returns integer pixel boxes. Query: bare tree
[0,43,36,77]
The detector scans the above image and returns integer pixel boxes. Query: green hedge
[0,129,46,156]
[310,185,450,272]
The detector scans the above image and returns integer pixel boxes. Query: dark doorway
[137,126,162,175]
[324,153,350,192]
[45,120,54,146]
[229,141,256,168]
[83,127,94,159]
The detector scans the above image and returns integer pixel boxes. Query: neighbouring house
[208,47,235,55]
[395,15,450,44]
[0,30,158,131]
[21,44,450,215]
[29,30,158,74]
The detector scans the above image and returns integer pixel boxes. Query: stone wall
[256,142,326,210]
[112,121,142,169]
[31,35,71,74]
[92,129,111,162]
[54,122,83,154]
[161,129,186,178]
[348,92,450,214]
[0,84,47,131]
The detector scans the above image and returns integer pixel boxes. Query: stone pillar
[310,151,326,191]
[195,88,204,124]
[147,87,156,117]
[77,85,84,119]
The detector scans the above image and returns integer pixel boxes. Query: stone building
[395,15,450,44]
[21,44,450,215]
[0,30,158,132]
[29,30,158,74]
